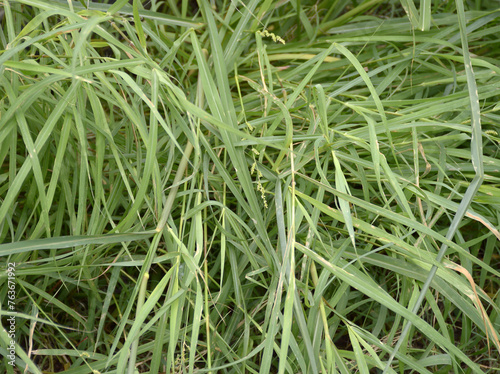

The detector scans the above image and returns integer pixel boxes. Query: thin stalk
[203,211,212,373]
[127,272,150,374]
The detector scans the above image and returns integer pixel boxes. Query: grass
[1,0,500,373]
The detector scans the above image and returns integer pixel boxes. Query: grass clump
[1,0,499,373]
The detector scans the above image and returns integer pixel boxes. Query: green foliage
[1,0,499,373]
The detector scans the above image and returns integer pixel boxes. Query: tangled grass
[1,0,500,373]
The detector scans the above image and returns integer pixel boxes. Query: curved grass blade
[0,231,156,256]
